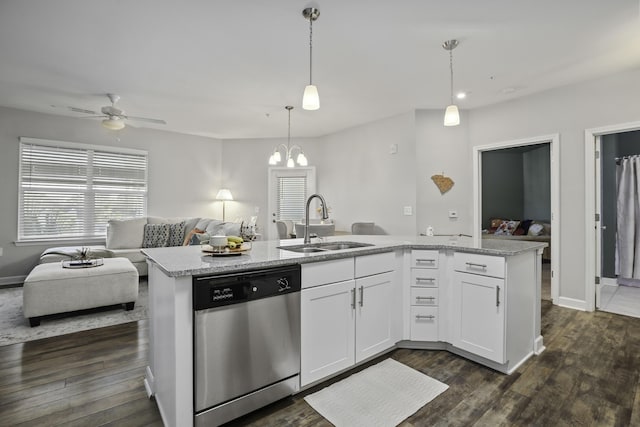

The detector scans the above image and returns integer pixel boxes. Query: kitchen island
[142,235,546,427]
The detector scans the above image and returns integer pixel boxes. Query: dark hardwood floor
[2,298,640,426]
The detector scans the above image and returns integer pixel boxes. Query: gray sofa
[40,216,242,275]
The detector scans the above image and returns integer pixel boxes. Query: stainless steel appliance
[192,265,301,427]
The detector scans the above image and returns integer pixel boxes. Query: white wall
[468,67,640,304]
[0,107,222,281]
[415,110,472,236]
[316,112,417,235]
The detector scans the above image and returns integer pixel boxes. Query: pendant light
[443,39,460,127]
[302,7,320,110]
[268,106,308,167]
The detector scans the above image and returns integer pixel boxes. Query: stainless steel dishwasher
[192,264,301,427]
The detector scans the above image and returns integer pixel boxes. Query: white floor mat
[304,358,448,427]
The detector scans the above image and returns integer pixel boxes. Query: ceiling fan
[67,94,166,130]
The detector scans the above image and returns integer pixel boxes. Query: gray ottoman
[23,257,139,327]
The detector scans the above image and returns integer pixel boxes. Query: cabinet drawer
[410,287,438,306]
[410,269,438,287]
[411,250,439,269]
[410,306,439,341]
[454,252,505,278]
[355,251,395,278]
[302,258,354,289]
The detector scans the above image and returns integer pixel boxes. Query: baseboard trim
[0,275,26,287]
[557,296,587,311]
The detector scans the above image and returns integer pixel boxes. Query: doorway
[473,134,560,304]
[592,129,640,317]
[267,167,316,240]
[585,120,640,312]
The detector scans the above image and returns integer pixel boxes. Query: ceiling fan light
[102,117,125,130]
[444,105,460,127]
[302,85,320,110]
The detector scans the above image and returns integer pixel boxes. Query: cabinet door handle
[351,288,356,309]
[496,285,501,307]
[466,262,487,269]
[359,286,364,307]
[415,315,436,320]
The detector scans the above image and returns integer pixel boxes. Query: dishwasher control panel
[193,265,301,310]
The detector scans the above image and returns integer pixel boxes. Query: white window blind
[277,176,307,221]
[18,139,148,241]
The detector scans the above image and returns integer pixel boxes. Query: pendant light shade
[302,8,320,110]
[443,39,460,127]
[444,105,460,126]
[267,106,309,167]
[303,85,320,110]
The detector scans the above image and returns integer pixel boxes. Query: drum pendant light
[443,39,460,127]
[302,7,320,110]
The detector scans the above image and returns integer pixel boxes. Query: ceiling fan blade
[78,115,108,119]
[68,106,99,115]
[125,115,167,125]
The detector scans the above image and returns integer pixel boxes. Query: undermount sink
[278,241,374,253]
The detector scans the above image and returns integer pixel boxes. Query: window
[18,137,148,242]
[277,176,307,221]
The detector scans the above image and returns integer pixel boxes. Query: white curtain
[616,156,640,286]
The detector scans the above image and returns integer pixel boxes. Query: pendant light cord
[309,18,313,85]
[449,49,454,105]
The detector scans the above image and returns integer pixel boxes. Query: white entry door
[267,167,316,240]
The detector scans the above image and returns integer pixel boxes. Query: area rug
[0,279,148,346]
[304,358,448,427]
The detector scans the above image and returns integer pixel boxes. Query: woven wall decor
[431,174,454,194]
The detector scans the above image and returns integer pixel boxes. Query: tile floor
[599,282,640,318]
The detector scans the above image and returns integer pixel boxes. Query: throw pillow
[167,221,186,246]
[528,223,544,236]
[142,223,170,248]
[106,217,147,249]
[494,220,520,236]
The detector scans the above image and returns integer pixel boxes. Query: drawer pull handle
[415,315,436,320]
[415,277,435,282]
[415,296,436,301]
[465,262,487,269]
[416,258,436,263]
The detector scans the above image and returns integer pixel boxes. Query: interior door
[595,136,603,308]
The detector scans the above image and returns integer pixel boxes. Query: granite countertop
[142,235,547,277]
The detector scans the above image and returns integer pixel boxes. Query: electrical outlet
[403,206,413,216]
[449,210,458,218]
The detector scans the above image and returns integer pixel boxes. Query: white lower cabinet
[300,253,397,387]
[451,271,505,363]
[300,279,356,386]
[355,272,395,363]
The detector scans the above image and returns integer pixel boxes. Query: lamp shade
[102,118,125,130]
[444,105,460,127]
[302,85,320,110]
[215,189,233,201]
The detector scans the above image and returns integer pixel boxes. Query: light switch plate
[403,206,413,216]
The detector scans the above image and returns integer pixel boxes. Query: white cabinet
[409,249,441,341]
[300,279,356,386]
[300,252,398,387]
[355,271,395,363]
[452,270,505,363]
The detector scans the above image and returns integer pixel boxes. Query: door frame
[584,121,640,311]
[472,134,560,304]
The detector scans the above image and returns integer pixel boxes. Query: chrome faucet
[304,193,329,244]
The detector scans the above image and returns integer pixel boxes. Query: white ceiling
[1,0,639,139]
